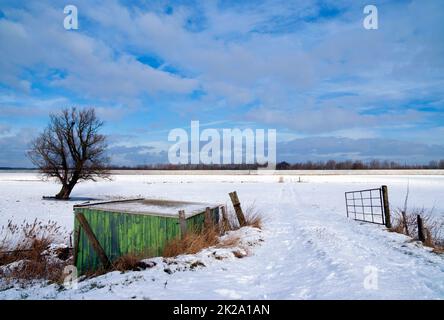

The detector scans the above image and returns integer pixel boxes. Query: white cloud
[2,0,443,117]
[244,106,425,134]
[278,136,444,163]
[0,0,443,165]
[0,124,11,135]
[0,127,37,167]
[0,2,198,105]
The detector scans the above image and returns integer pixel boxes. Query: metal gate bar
[345,187,385,225]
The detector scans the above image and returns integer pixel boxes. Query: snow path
[278,184,444,299]
[0,173,443,299]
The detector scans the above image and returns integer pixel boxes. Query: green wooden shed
[73,199,220,275]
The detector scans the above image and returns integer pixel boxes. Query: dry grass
[0,219,69,252]
[388,184,444,253]
[0,242,70,284]
[4,257,68,284]
[113,253,153,272]
[390,208,444,253]
[163,203,263,258]
[244,204,264,229]
[163,225,221,257]
[221,203,264,231]
[96,225,241,273]
[0,220,71,284]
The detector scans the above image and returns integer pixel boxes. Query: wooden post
[73,224,81,266]
[221,205,229,231]
[178,210,187,239]
[204,207,212,229]
[229,191,246,227]
[75,212,111,269]
[402,211,409,236]
[381,185,391,228]
[417,215,425,242]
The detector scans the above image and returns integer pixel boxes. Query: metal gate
[345,187,386,225]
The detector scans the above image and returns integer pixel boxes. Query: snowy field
[0,172,443,299]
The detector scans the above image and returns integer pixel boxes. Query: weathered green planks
[74,206,219,275]
[186,206,219,233]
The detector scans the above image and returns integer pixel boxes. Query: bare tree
[28,107,110,199]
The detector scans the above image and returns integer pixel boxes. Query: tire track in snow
[237,183,357,299]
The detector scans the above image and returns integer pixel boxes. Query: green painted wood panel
[74,206,220,275]
[186,206,220,233]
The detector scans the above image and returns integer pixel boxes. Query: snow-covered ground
[0,172,443,299]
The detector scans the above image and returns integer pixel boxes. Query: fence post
[73,224,81,266]
[417,215,425,242]
[178,210,187,239]
[229,191,246,227]
[204,207,212,229]
[381,185,391,228]
[402,211,409,236]
[221,205,229,232]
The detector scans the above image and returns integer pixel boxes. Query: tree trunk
[55,184,74,200]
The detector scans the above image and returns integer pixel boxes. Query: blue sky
[0,0,443,166]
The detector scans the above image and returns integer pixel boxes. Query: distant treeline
[275,159,444,170]
[107,159,444,170]
[108,163,264,170]
[3,160,444,171]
